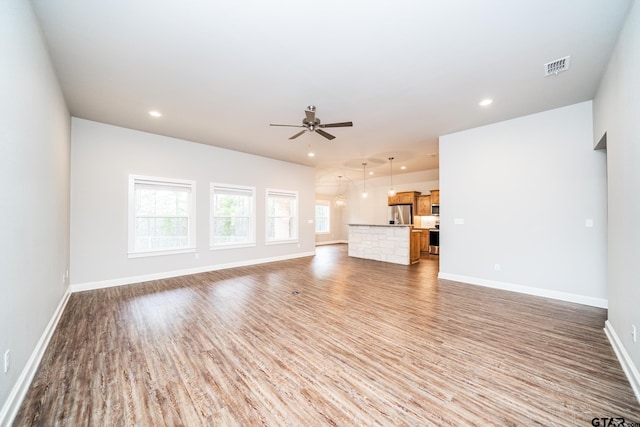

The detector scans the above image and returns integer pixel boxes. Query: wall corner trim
[0,290,72,427]
[604,320,640,405]
[437,272,608,308]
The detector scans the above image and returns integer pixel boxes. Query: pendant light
[388,157,395,196]
[335,175,346,207]
[361,162,368,198]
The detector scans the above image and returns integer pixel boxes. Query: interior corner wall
[0,0,71,414]
[70,118,316,287]
[439,101,607,307]
[593,0,640,386]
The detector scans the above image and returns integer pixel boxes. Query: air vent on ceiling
[544,56,571,76]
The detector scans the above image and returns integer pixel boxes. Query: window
[315,200,330,234]
[128,175,196,257]
[266,189,298,243]
[210,184,255,249]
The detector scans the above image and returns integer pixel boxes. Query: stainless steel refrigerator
[388,204,412,225]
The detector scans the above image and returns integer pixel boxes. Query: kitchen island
[348,224,421,265]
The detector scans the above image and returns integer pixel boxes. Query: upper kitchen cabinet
[416,195,431,216]
[388,191,420,205]
[430,190,440,205]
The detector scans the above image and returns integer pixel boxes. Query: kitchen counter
[348,224,420,265]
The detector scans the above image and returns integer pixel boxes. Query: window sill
[210,242,256,251]
[128,247,196,259]
[265,239,299,246]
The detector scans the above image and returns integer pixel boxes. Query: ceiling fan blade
[305,108,316,123]
[289,130,307,140]
[315,129,336,140]
[319,121,353,128]
[270,123,305,128]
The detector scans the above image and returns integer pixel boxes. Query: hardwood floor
[14,244,640,426]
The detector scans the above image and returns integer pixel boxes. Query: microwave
[431,204,440,216]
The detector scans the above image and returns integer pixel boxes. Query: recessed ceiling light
[308,151,315,157]
[400,166,407,170]
[369,171,374,175]
[479,99,493,107]
[148,110,162,118]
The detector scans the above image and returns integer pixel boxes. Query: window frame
[128,174,196,258]
[265,188,299,245]
[315,200,331,234]
[210,183,256,250]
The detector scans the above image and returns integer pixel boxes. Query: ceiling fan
[270,106,353,140]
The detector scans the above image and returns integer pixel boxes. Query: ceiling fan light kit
[270,106,353,141]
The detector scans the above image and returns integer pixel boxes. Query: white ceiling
[31,0,630,192]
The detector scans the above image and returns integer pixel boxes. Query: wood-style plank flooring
[14,245,640,426]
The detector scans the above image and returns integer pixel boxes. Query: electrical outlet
[4,350,9,373]
[632,325,637,343]
[494,264,501,271]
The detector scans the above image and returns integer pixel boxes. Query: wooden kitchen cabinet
[398,192,416,204]
[410,231,421,264]
[430,189,440,205]
[388,191,421,206]
[416,195,431,216]
[420,230,430,252]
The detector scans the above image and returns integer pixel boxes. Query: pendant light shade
[388,157,395,196]
[335,175,346,207]
[361,163,368,198]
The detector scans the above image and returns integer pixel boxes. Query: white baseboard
[2,251,318,425]
[604,320,640,405]
[0,289,71,427]
[315,240,347,246]
[437,272,608,308]
[70,251,316,293]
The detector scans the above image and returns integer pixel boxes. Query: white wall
[593,0,640,396]
[439,101,608,307]
[0,0,70,419]
[70,119,316,287]
[345,169,439,225]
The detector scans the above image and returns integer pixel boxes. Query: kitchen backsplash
[414,216,438,229]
